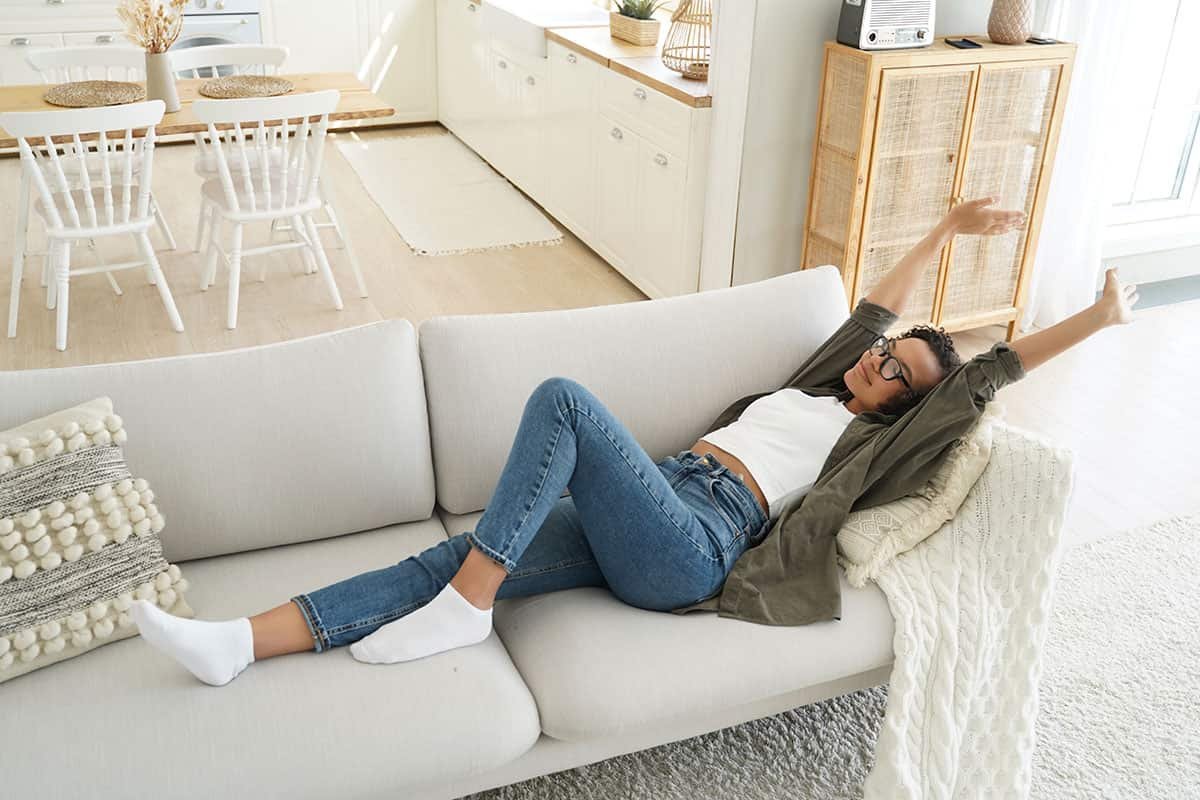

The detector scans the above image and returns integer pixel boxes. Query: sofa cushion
[0,320,435,562]
[1,517,541,799]
[438,507,893,742]
[0,396,197,685]
[419,264,851,514]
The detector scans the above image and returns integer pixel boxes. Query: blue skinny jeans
[292,377,769,652]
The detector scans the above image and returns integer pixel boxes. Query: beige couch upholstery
[0,265,895,799]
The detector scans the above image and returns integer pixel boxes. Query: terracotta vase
[144,51,180,113]
[987,0,1034,45]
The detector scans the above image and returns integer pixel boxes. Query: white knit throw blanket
[862,421,1077,799]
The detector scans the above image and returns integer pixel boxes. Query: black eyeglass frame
[867,336,915,393]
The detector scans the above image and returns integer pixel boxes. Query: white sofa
[0,264,896,800]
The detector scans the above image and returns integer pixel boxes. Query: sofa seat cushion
[439,507,894,742]
[1,517,541,800]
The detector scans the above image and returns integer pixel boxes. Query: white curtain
[1017,0,1137,332]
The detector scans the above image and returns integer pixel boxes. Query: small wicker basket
[610,11,661,46]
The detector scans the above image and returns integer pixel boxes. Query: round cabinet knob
[526,76,536,86]
[498,60,507,69]
[633,87,647,100]
[216,0,225,8]
[610,127,623,141]
[654,154,668,166]
[566,53,577,64]
[467,1,477,10]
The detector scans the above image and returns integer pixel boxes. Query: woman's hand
[1095,267,1139,326]
[946,196,1026,235]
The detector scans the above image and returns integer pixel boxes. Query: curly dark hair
[873,324,963,417]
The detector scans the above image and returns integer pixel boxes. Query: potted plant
[610,0,669,47]
[117,0,187,113]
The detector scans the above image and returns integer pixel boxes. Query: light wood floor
[2,125,1196,551]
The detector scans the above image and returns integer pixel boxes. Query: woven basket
[610,11,660,47]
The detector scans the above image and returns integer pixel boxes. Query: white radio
[836,0,936,51]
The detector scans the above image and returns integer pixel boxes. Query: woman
[131,197,1140,686]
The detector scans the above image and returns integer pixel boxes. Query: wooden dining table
[0,72,396,148]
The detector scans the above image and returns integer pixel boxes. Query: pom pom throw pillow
[836,402,1004,588]
[0,397,194,684]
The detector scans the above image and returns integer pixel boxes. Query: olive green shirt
[670,297,1027,626]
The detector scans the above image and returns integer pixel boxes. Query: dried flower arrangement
[117,0,188,54]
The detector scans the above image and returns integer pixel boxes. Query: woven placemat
[199,75,294,99]
[44,80,146,108]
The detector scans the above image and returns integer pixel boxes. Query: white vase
[144,51,180,113]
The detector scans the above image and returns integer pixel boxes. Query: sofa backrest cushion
[419,265,851,514]
[0,320,435,562]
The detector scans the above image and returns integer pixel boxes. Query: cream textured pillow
[836,402,1005,588]
[0,397,194,684]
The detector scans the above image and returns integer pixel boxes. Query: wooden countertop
[0,73,395,149]
[546,25,712,109]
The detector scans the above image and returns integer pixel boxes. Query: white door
[512,60,546,197]
[595,117,641,272]
[545,42,600,237]
[636,140,690,296]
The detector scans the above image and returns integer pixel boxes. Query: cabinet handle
[10,37,31,46]
[633,87,647,100]
[525,75,536,86]
[95,34,115,44]
[498,59,507,69]
[566,53,577,64]
[610,127,623,141]
[46,0,66,5]
[467,1,477,9]
[654,154,668,166]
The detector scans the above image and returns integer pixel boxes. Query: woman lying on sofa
[130,196,1141,686]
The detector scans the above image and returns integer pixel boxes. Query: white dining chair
[0,100,185,351]
[193,89,344,329]
[173,44,368,298]
[26,46,179,252]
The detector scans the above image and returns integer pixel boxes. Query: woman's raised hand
[947,196,1026,235]
[1095,267,1139,326]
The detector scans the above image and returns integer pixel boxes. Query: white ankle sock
[130,599,255,686]
[349,582,492,665]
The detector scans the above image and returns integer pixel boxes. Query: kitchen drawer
[1,33,62,86]
[62,32,124,47]
[599,67,692,157]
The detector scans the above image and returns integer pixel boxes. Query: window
[1106,0,1200,229]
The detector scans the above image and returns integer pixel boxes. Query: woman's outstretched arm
[1009,267,1139,373]
[865,196,1027,316]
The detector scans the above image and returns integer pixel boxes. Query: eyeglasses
[868,336,914,392]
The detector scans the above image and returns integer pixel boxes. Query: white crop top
[700,389,857,522]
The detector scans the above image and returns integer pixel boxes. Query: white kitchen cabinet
[636,140,689,296]
[545,39,600,239]
[1,33,62,85]
[436,0,487,132]
[437,12,711,298]
[594,117,641,272]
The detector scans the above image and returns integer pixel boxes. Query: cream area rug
[466,512,1200,800]
[334,131,563,256]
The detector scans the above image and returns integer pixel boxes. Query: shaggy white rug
[466,511,1200,800]
[334,131,563,256]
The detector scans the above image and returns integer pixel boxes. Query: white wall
[729,0,994,286]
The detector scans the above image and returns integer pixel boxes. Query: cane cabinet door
[936,60,1064,327]
[856,64,975,331]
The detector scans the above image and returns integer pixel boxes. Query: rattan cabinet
[801,35,1076,340]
